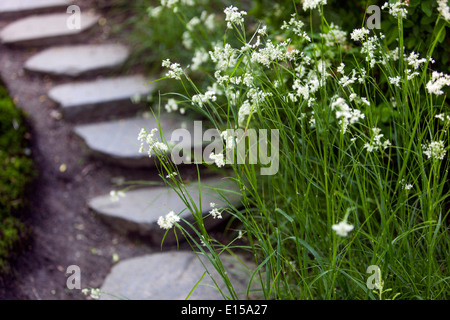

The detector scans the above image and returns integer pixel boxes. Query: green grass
[132,1,450,300]
[0,85,35,274]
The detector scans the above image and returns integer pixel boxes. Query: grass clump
[0,85,35,274]
[130,0,450,300]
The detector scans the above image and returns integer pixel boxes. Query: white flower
[186,16,200,31]
[281,14,310,40]
[162,59,183,80]
[331,97,365,134]
[157,211,180,230]
[320,23,346,47]
[389,75,401,87]
[382,1,408,19]
[437,0,450,21]
[238,100,255,127]
[302,0,327,11]
[165,172,177,179]
[404,184,413,190]
[364,128,391,152]
[147,6,163,18]
[332,220,354,237]
[350,27,370,42]
[209,208,222,219]
[423,140,447,160]
[221,130,235,150]
[164,98,178,113]
[191,90,217,108]
[224,6,247,29]
[209,43,237,72]
[137,128,169,157]
[210,202,216,208]
[337,63,345,75]
[426,71,450,96]
[112,253,120,263]
[110,190,125,202]
[407,51,427,70]
[209,152,225,167]
[82,288,101,300]
[257,25,267,36]
[191,48,209,71]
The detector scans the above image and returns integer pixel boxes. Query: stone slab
[48,75,153,121]
[24,44,130,77]
[89,176,243,243]
[100,251,261,300]
[0,12,100,46]
[0,0,70,18]
[73,114,207,167]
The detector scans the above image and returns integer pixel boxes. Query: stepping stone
[99,251,262,300]
[89,176,243,244]
[24,44,130,77]
[74,113,208,167]
[48,75,153,121]
[0,12,100,46]
[0,0,69,18]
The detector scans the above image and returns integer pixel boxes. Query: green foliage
[0,85,35,274]
[251,0,450,73]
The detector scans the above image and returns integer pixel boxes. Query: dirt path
[0,1,178,300]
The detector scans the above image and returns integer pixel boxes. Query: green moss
[0,85,36,274]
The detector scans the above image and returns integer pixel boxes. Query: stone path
[24,43,130,77]
[0,0,257,300]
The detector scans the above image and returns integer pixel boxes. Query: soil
[0,0,228,300]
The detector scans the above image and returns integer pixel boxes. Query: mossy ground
[0,84,35,274]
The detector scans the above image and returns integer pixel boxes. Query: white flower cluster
[350,28,385,68]
[423,140,447,160]
[209,203,222,219]
[426,71,450,96]
[360,33,385,68]
[350,27,370,42]
[162,59,183,80]
[137,128,169,157]
[147,6,163,18]
[209,43,237,72]
[250,40,298,68]
[437,0,450,21]
[224,6,247,29]
[363,128,391,152]
[389,75,401,87]
[157,211,181,229]
[382,1,409,19]
[320,23,347,47]
[160,0,195,13]
[82,288,101,299]
[302,0,327,11]
[165,172,178,179]
[110,190,125,202]
[331,97,365,134]
[435,113,450,125]
[399,178,413,191]
[209,152,225,167]
[191,48,209,71]
[182,11,216,49]
[221,130,236,150]
[165,98,177,113]
[332,220,354,237]
[191,90,217,107]
[281,14,311,41]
